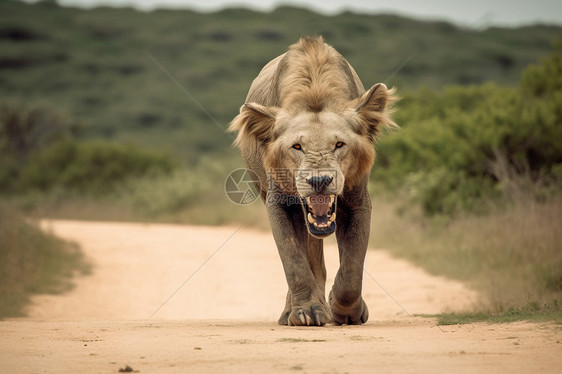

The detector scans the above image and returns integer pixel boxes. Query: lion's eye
[292,144,302,150]
[335,141,345,149]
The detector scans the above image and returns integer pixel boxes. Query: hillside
[1,0,561,161]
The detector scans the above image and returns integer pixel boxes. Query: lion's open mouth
[303,194,337,237]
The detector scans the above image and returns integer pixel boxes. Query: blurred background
[1,0,561,321]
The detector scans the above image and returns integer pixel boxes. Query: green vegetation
[1,0,560,161]
[431,301,562,325]
[370,49,562,323]
[0,1,560,322]
[374,46,562,216]
[0,205,90,318]
[0,101,179,221]
[1,102,176,196]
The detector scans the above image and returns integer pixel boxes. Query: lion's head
[232,82,396,238]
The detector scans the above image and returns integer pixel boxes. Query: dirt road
[1,220,560,373]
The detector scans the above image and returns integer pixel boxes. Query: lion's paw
[329,292,369,325]
[286,303,331,326]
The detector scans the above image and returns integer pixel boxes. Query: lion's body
[229,37,396,326]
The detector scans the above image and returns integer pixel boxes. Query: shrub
[19,140,176,195]
[0,103,77,192]
[374,46,562,215]
[0,103,177,196]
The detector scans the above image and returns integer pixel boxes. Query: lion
[229,36,397,326]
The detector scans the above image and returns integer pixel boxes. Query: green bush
[517,45,562,174]
[120,169,210,216]
[19,140,175,195]
[0,102,77,192]
[0,103,177,196]
[374,46,562,214]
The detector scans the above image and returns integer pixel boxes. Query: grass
[0,204,90,319]
[276,338,327,343]
[427,300,562,325]
[16,157,271,229]
[370,189,562,324]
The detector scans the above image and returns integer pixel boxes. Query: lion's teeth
[307,213,315,224]
[330,195,335,205]
[329,212,336,222]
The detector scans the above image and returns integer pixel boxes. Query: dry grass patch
[370,193,562,317]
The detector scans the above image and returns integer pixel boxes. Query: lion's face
[264,110,377,237]
[231,83,396,238]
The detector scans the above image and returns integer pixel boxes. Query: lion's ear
[353,83,398,140]
[228,103,279,147]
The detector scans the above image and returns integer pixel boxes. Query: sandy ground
[0,220,560,373]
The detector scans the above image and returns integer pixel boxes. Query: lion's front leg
[330,189,371,325]
[266,201,331,326]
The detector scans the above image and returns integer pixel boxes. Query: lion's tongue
[310,195,331,216]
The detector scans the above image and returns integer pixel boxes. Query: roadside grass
[427,301,562,325]
[18,157,270,230]
[370,190,562,324]
[0,204,90,319]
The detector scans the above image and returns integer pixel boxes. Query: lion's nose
[306,175,333,193]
